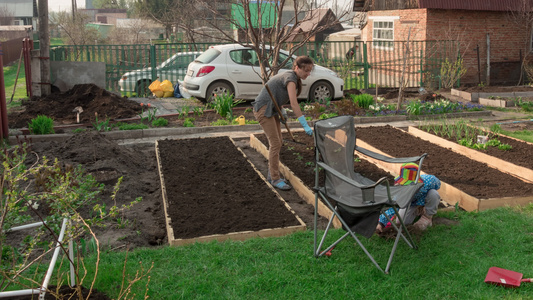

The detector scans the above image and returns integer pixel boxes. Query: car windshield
[194,48,221,64]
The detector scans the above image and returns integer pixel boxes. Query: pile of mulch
[8,84,142,128]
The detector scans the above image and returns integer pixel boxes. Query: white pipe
[5,221,46,232]
[0,289,41,298]
[68,221,76,287]
[39,218,68,300]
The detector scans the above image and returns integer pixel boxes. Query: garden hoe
[485,267,533,288]
[265,84,305,145]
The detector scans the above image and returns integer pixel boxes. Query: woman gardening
[251,56,314,191]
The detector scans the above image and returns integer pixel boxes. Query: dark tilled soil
[256,126,533,200]
[459,85,533,93]
[157,137,302,239]
[8,84,143,128]
[26,132,167,249]
[422,126,533,170]
[357,125,533,199]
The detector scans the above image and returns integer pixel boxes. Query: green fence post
[150,44,157,81]
[363,43,369,89]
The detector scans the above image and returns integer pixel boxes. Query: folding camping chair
[313,116,427,274]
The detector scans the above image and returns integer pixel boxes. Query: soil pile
[8,84,142,128]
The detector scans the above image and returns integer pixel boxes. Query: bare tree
[507,0,533,85]
[50,12,100,46]
[175,0,351,82]
[0,5,14,26]
[107,18,153,44]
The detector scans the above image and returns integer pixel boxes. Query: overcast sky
[49,0,85,12]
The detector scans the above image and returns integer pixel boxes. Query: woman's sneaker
[271,179,292,191]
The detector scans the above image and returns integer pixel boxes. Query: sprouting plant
[28,115,55,134]
[152,117,168,127]
[287,146,295,151]
[354,157,361,163]
[319,112,338,120]
[93,112,110,132]
[305,161,314,167]
[293,152,303,160]
[210,93,244,121]
[350,93,374,109]
[244,107,253,113]
[498,143,513,151]
[183,118,195,127]
[192,106,205,117]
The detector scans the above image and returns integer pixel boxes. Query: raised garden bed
[155,136,305,246]
[451,86,533,102]
[356,125,533,211]
[250,132,396,228]
[251,124,533,213]
[407,126,533,183]
[478,97,516,108]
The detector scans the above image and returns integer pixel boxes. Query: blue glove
[297,115,313,136]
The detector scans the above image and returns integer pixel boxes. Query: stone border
[9,110,494,145]
[155,137,306,246]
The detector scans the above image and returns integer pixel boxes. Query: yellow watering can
[235,115,245,125]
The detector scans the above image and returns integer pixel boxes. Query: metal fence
[49,40,458,96]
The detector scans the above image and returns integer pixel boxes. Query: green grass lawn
[3,60,28,107]
[10,205,528,299]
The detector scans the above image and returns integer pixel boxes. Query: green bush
[183,118,195,127]
[152,118,169,127]
[28,115,55,134]
[349,93,374,109]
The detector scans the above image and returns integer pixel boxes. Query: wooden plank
[408,126,533,183]
[155,140,176,243]
[249,133,342,228]
[156,137,306,247]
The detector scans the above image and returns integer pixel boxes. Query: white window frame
[369,16,399,50]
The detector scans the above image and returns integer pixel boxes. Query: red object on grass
[485,267,533,288]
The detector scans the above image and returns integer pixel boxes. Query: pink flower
[147,103,151,108]
[140,103,144,106]
[432,94,437,97]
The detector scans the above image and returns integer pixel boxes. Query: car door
[158,53,200,83]
[226,49,263,99]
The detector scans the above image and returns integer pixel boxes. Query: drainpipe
[486,33,490,86]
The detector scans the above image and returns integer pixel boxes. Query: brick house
[355,0,533,86]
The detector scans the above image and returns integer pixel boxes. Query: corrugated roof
[418,0,533,11]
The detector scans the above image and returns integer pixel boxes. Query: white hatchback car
[118,51,201,96]
[181,44,344,102]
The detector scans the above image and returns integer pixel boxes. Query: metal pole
[0,42,9,139]
[476,45,481,85]
[486,33,490,86]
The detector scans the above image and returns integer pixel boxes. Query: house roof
[418,0,533,11]
[289,8,343,33]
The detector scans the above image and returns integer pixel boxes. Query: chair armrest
[355,146,427,164]
[317,161,390,190]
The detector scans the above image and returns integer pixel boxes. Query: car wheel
[206,82,234,103]
[136,80,151,97]
[309,81,334,103]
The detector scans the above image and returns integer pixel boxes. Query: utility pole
[38,0,51,96]
[72,0,77,21]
